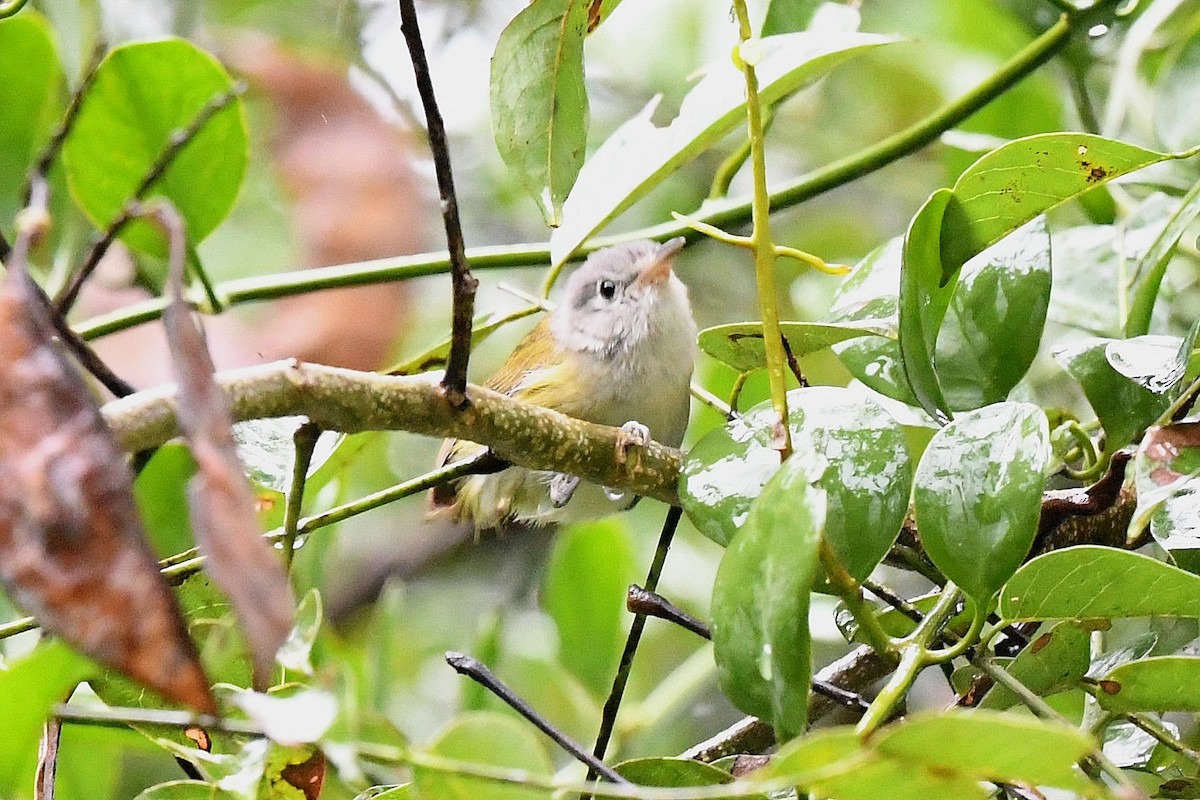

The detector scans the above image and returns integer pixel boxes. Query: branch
[397,0,476,405]
[100,361,681,505]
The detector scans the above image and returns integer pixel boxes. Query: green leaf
[541,518,635,696]
[979,621,1091,709]
[490,0,588,226]
[0,12,60,231]
[134,442,198,559]
[710,453,823,740]
[63,38,248,257]
[614,757,734,787]
[824,237,919,406]
[1000,546,1200,621]
[873,711,1095,793]
[1095,657,1200,713]
[914,402,1049,601]
[681,388,911,584]
[232,417,344,493]
[940,133,1178,276]
[899,188,956,422]
[1105,332,1195,395]
[549,30,895,265]
[1055,337,1172,451]
[414,713,553,800]
[697,321,889,374]
[936,217,1052,411]
[762,0,824,35]
[276,589,322,676]
[135,781,241,800]
[1125,176,1200,338]
[0,641,94,796]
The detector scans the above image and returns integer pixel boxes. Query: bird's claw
[549,473,581,508]
[615,420,651,466]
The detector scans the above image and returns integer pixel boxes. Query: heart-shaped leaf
[914,402,1049,601]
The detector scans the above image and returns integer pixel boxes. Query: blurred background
[6,0,1200,795]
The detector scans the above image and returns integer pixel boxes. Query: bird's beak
[634,237,686,288]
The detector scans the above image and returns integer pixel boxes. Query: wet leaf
[550,31,895,265]
[936,217,1052,411]
[63,39,248,256]
[232,417,343,493]
[276,589,322,676]
[1133,423,1200,573]
[940,133,1177,277]
[680,388,910,584]
[711,452,823,740]
[165,255,295,690]
[824,237,918,405]
[490,0,589,225]
[698,321,889,373]
[233,688,338,746]
[0,265,214,713]
[899,187,956,422]
[1056,337,1172,451]
[1105,328,1197,395]
[1095,657,1200,713]
[1000,546,1200,621]
[914,402,1049,601]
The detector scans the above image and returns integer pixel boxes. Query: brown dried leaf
[0,266,215,713]
[162,233,295,690]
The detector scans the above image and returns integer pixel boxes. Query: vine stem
[730,0,792,456]
[73,8,1093,343]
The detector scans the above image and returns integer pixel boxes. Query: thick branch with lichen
[101,361,682,505]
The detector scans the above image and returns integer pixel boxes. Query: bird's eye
[598,279,617,300]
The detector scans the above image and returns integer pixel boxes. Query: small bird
[429,237,697,529]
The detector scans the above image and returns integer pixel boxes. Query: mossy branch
[101,360,682,506]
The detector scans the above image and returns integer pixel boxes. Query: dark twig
[627,585,869,713]
[780,334,808,388]
[396,0,476,407]
[23,37,107,206]
[1034,449,1134,553]
[14,178,137,398]
[35,718,61,800]
[589,507,683,777]
[626,585,710,639]
[54,82,247,314]
[444,652,630,785]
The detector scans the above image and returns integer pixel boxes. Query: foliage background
[1,0,1199,797]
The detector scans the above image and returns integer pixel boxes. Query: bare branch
[397,0,477,405]
[101,361,682,505]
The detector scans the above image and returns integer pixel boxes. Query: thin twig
[53,704,262,736]
[445,652,630,785]
[282,422,321,570]
[54,82,247,314]
[23,37,107,206]
[35,718,61,800]
[589,507,683,778]
[397,0,476,406]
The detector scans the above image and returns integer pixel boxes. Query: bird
[428,237,697,530]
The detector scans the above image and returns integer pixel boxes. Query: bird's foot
[549,473,582,508]
[615,420,651,466]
